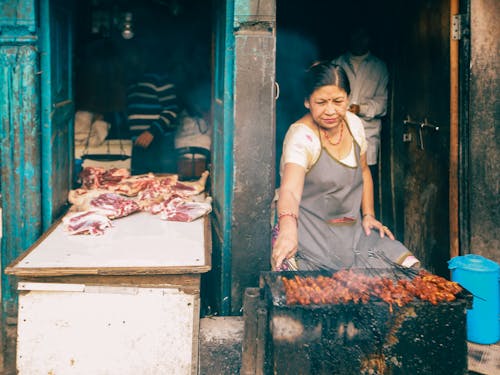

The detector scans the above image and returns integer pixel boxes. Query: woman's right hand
[272,163,306,270]
[271,227,298,271]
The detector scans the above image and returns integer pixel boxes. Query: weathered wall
[231,29,276,313]
[468,0,500,261]
[231,0,276,314]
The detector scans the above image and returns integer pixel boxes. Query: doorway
[275,0,455,275]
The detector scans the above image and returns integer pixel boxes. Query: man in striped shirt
[127,72,181,174]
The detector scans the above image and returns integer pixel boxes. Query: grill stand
[242,271,473,375]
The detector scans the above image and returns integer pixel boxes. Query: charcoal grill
[242,270,472,375]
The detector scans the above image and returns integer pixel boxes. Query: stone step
[199,316,244,375]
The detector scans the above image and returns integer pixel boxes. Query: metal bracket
[420,118,439,131]
[274,81,280,100]
[403,115,439,150]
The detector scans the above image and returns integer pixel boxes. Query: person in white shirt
[331,27,389,211]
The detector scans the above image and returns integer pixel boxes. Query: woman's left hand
[362,215,395,240]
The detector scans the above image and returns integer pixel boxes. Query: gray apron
[296,126,410,270]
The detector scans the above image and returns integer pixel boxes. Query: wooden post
[255,305,268,375]
[241,287,261,374]
[449,0,460,259]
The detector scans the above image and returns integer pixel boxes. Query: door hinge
[451,14,464,40]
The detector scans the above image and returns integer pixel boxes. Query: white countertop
[6,211,210,276]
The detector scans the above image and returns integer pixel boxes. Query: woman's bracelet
[278,211,298,226]
[362,213,375,219]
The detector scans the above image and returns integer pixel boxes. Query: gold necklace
[321,123,344,146]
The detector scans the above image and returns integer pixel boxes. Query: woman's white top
[280,111,368,175]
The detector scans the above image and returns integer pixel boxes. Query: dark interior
[74,0,395,134]
[74,0,213,139]
[74,0,395,152]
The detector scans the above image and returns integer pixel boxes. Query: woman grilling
[272,61,419,271]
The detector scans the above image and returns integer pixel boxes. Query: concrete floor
[2,312,497,375]
[199,316,244,375]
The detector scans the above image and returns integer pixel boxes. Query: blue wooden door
[0,0,41,306]
[39,0,74,230]
[211,0,235,315]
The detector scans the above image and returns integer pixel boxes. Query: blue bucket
[448,254,499,344]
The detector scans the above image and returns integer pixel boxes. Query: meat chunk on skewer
[281,270,462,308]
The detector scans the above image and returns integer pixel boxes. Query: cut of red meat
[79,167,130,190]
[78,168,208,198]
[110,173,157,196]
[68,188,114,212]
[171,170,209,197]
[62,211,112,235]
[79,167,105,189]
[136,175,178,209]
[89,193,140,219]
[159,196,212,222]
[99,168,130,187]
[147,193,182,215]
[69,169,212,231]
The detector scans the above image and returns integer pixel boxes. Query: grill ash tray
[259,270,472,375]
